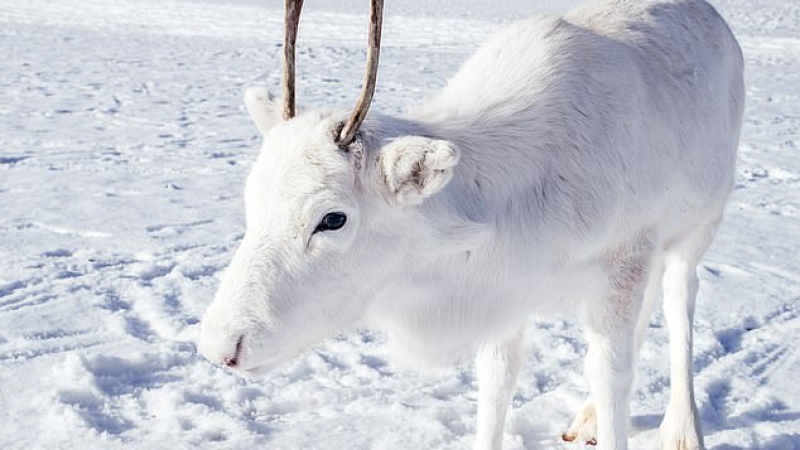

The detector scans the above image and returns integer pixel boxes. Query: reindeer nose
[197,317,247,368]
[224,335,244,368]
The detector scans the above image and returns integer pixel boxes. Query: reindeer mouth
[229,342,285,379]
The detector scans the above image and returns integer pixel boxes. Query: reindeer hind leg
[659,219,721,450]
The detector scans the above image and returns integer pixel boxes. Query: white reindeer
[198,0,744,448]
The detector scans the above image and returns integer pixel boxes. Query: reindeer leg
[659,221,720,450]
[583,236,654,450]
[474,327,525,450]
[564,255,664,446]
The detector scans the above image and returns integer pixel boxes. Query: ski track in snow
[0,0,798,448]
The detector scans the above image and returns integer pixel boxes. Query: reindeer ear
[244,87,281,136]
[380,136,460,206]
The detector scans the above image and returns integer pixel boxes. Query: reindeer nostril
[224,335,244,368]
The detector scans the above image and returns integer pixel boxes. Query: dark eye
[315,212,347,233]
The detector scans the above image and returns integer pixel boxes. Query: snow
[0,0,798,448]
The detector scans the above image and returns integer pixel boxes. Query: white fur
[198,1,744,449]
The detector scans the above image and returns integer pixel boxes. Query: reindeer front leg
[584,311,637,450]
[474,327,525,450]
[582,240,653,450]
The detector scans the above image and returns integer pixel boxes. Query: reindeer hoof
[660,406,704,450]
[562,433,597,446]
[563,401,598,445]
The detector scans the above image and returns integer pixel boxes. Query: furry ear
[380,136,460,206]
[244,86,281,136]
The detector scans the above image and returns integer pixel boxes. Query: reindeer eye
[315,212,347,233]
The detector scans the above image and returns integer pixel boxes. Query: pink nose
[224,336,244,368]
[198,322,246,369]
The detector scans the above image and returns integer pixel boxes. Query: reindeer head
[197,0,465,376]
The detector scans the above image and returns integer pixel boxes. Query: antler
[283,0,304,120]
[282,0,384,146]
[338,0,384,146]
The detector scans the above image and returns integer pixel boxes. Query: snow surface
[0,0,798,448]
